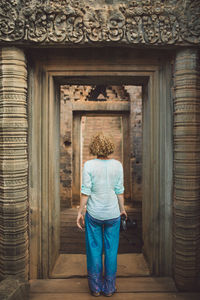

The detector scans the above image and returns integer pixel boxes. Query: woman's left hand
[120,210,128,220]
[77,212,85,230]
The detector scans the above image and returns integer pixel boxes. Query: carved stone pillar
[0,48,28,279]
[174,48,200,291]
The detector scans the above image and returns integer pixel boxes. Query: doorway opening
[28,49,173,279]
[81,115,123,169]
[53,83,147,278]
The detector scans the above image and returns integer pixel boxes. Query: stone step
[30,277,177,294]
[29,292,200,300]
[29,277,200,300]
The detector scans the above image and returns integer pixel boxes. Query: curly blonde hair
[89,133,115,157]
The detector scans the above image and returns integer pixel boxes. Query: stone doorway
[28,48,173,280]
[73,112,128,207]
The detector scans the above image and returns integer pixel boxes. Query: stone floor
[29,206,200,299]
[29,277,200,300]
[51,253,150,278]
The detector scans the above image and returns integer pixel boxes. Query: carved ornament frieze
[0,0,199,45]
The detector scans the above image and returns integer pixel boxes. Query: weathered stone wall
[173,48,200,291]
[60,95,73,210]
[127,86,142,203]
[81,115,123,167]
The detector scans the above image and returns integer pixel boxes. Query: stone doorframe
[26,48,173,280]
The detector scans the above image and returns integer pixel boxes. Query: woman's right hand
[77,212,85,231]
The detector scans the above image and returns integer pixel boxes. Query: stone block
[0,276,29,300]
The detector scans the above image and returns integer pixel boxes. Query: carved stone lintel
[0,47,28,280]
[174,48,200,291]
[0,0,199,46]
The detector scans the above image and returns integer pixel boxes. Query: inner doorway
[73,112,131,208]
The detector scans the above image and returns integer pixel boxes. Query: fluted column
[174,48,200,291]
[0,48,28,279]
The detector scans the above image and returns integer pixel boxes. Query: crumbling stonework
[60,97,73,209]
[127,86,142,203]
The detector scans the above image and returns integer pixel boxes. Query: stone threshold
[50,253,150,278]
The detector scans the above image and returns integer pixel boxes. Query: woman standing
[77,134,127,297]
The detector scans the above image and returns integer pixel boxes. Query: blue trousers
[85,211,121,294]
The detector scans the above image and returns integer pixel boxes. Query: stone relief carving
[0,0,199,45]
[0,47,28,279]
[173,48,200,291]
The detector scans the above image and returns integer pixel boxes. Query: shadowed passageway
[60,205,142,254]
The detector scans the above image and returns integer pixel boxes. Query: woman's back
[81,158,124,220]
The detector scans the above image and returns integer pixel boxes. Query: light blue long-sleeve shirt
[81,158,124,220]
